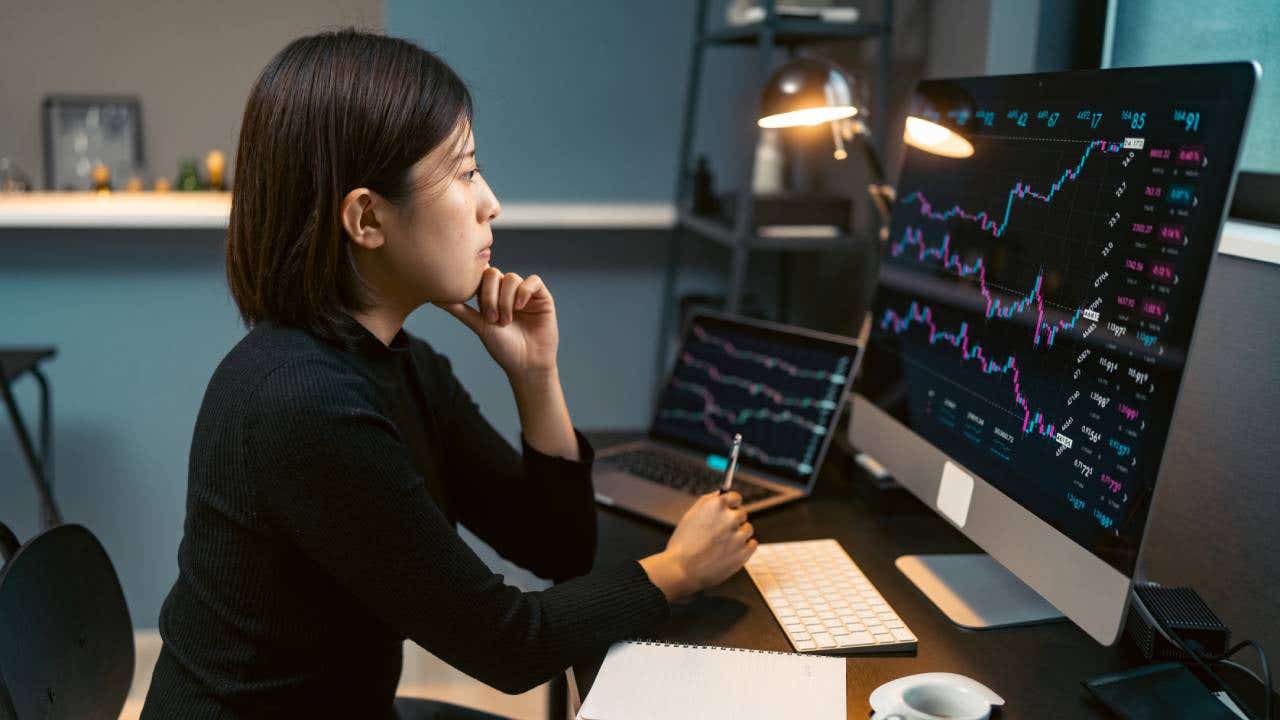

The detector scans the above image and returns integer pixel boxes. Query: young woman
[140,29,756,719]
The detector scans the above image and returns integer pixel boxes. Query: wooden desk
[573,432,1269,719]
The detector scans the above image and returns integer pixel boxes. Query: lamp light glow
[903,116,975,158]
[759,106,858,128]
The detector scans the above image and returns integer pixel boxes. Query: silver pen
[719,433,743,494]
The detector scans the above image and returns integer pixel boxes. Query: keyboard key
[892,629,917,643]
[846,631,875,645]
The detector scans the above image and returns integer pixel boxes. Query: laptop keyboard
[602,448,779,504]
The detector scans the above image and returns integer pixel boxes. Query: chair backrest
[0,522,134,720]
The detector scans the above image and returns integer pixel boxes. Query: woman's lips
[478,247,491,260]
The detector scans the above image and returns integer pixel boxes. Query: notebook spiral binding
[627,639,801,657]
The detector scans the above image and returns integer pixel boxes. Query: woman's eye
[463,167,482,181]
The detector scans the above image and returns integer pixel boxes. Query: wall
[1108,0,1279,174]
[385,0,768,204]
[0,0,383,189]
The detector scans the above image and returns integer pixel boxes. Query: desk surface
[574,432,1267,719]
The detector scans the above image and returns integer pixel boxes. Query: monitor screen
[859,63,1256,575]
[651,313,859,484]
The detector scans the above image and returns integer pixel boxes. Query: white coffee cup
[869,672,1003,720]
[872,682,991,720]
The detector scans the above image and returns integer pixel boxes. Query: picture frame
[42,95,145,191]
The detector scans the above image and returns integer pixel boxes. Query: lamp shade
[757,58,869,129]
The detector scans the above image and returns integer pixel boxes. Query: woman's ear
[340,188,386,249]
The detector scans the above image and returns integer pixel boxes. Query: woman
[140,29,756,719]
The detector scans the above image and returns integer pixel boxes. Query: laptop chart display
[651,314,859,483]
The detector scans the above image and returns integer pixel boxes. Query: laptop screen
[650,313,861,484]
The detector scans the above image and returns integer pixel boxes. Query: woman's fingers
[733,522,755,543]
[475,269,544,325]
[497,272,523,325]
[720,491,744,509]
[435,301,484,334]
[479,267,502,323]
[513,274,544,311]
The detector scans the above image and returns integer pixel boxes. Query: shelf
[0,192,232,228]
[0,193,677,230]
[678,210,865,251]
[701,19,888,47]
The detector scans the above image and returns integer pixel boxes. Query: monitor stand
[896,554,1065,629]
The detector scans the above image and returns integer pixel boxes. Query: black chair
[0,521,134,720]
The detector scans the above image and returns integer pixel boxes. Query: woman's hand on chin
[434,266,559,381]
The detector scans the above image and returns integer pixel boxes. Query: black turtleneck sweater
[140,319,669,719]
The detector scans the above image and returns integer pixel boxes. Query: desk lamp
[757,57,973,239]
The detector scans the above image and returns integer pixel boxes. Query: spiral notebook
[576,640,845,720]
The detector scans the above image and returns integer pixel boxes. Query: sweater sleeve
[424,350,600,582]
[244,360,669,694]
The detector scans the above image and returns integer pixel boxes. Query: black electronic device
[1126,584,1230,662]
[1084,662,1243,720]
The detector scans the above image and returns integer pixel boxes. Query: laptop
[594,311,863,525]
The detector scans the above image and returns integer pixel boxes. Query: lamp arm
[857,135,888,186]
[854,134,894,241]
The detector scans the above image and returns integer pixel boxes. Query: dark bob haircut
[226,29,473,347]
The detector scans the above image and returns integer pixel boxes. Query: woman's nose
[479,178,500,223]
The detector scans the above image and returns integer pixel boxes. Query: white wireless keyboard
[745,539,917,653]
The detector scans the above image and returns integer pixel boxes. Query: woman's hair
[226,28,473,347]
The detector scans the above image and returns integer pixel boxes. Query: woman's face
[366,126,501,309]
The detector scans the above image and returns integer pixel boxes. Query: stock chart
[865,65,1255,570]
[652,318,854,480]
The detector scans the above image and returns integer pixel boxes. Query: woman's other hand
[639,491,758,603]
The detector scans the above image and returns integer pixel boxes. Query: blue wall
[386,0,763,201]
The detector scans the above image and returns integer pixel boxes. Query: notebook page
[578,641,844,720]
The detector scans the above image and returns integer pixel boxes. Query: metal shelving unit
[654,0,894,393]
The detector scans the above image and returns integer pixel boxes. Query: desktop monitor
[849,62,1258,644]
